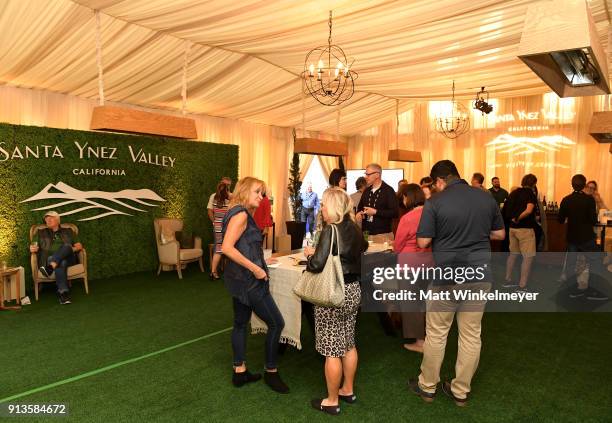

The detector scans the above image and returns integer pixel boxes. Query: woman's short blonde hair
[228,177,266,209]
[322,187,354,224]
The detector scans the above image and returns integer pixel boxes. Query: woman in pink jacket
[394,183,432,353]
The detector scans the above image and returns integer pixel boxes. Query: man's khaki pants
[418,283,489,400]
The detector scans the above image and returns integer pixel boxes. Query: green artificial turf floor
[1,267,611,422]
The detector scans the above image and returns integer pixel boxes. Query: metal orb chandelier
[302,11,357,106]
[434,81,470,139]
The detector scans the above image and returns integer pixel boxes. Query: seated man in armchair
[30,211,83,304]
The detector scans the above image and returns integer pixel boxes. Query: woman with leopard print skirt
[303,188,368,416]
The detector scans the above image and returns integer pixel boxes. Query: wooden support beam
[91,106,197,139]
[589,112,612,143]
[294,138,348,156]
[388,149,422,162]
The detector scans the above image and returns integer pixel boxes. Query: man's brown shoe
[408,378,435,403]
[442,381,468,407]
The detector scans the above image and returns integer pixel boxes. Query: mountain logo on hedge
[21,182,166,221]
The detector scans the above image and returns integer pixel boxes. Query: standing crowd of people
[210,160,609,415]
[24,156,608,416]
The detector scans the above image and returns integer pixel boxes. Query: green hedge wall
[0,123,238,285]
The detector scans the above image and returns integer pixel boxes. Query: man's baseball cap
[43,211,60,222]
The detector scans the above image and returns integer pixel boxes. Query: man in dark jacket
[355,163,400,337]
[489,177,509,206]
[558,174,608,301]
[29,211,83,304]
[356,163,398,238]
[503,174,538,290]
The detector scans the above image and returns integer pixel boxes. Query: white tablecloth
[251,254,304,349]
[250,243,390,350]
[366,241,391,253]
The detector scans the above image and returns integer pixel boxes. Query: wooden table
[546,212,611,252]
[545,211,567,252]
[0,267,21,310]
[595,222,611,252]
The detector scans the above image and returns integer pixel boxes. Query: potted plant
[286,129,306,250]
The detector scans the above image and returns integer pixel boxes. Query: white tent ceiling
[1,0,611,135]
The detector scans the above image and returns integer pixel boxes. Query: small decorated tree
[287,129,303,221]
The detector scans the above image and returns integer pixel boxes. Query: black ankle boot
[264,371,289,393]
[232,370,261,387]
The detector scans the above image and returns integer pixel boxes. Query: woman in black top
[303,187,368,415]
[221,177,288,393]
[328,168,347,190]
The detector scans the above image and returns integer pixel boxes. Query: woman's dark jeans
[232,291,285,370]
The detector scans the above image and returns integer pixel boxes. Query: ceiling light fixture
[473,86,494,115]
[302,11,357,106]
[434,81,470,139]
[388,99,422,162]
[550,48,600,87]
[517,0,610,97]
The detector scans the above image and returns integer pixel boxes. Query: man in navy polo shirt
[408,160,505,407]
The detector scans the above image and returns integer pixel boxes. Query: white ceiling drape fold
[0,0,610,135]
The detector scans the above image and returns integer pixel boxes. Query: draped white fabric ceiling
[1,0,611,135]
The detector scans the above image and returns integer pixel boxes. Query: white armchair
[154,218,204,279]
